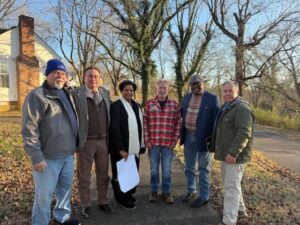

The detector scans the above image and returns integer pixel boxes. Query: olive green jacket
[212,97,255,163]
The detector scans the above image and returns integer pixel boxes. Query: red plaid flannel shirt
[144,97,181,148]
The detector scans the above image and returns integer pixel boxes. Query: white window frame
[0,60,9,88]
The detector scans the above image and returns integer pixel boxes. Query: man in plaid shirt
[144,79,181,204]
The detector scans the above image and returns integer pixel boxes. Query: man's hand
[225,154,236,164]
[119,150,129,161]
[145,143,152,149]
[33,160,47,172]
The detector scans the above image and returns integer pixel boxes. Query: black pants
[110,155,140,204]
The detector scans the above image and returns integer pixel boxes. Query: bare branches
[205,0,300,95]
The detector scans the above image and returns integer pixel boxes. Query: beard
[53,80,64,89]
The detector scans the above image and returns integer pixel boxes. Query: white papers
[117,154,140,192]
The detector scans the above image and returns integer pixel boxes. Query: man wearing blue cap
[22,59,81,225]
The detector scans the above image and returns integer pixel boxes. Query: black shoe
[182,192,197,203]
[128,196,137,205]
[119,201,136,210]
[81,206,91,218]
[98,204,114,213]
[54,218,81,225]
[190,198,209,208]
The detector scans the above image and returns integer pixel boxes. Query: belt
[187,129,196,134]
[87,135,107,139]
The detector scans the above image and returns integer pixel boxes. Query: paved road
[82,155,221,225]
[253,125,300,174]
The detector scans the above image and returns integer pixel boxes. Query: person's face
[191,82,204,96]
[46,70,67,89]
[84,69,100,90]
[121,85,134,102]
[156,82,168,100]
[223,83,239,103]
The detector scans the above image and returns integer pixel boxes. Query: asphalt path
[84,155,221,225]
[253,125,300,174]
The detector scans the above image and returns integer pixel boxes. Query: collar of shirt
[85,86,99,98]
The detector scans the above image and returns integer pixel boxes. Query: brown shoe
[148,191,158,202]
[162,193,174,204]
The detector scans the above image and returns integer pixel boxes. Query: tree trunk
[141,62,150,107]
[113,84,118,96]
[235,43,245,96]
[175,57,184,104]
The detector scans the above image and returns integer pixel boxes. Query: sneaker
[98,204,114,213]
[162,192,174,204]
[148,191,158,203]
[120,201,136,210]
[182,192,197,203]
[81,206,91,218]
[190,198,208,208]
[238,210,249,218]
[54,218,81,225]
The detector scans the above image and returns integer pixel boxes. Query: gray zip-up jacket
[22,81,78,165]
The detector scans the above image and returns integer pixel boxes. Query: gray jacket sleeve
[22,90,47,165]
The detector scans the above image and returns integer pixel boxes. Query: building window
[0,62,9,88]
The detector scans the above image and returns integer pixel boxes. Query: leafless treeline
[1,0,300,114]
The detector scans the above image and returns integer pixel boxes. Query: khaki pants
[77,138,109,207]
[221,162,246,225]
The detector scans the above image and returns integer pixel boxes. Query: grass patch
[254,108,300,132]
[175,146,300,225]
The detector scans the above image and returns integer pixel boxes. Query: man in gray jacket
[22,59,80,225]
[71,67,113,218]
[212,81,254,225]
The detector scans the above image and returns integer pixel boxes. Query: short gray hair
[223,80,239,88]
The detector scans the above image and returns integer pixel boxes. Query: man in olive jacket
[212,81,254,225]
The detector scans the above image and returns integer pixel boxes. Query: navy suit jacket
[180,91,220,151]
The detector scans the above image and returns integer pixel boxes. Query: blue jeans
[184,132,211,201]
[32,155,74,225]
[149,146,173,193]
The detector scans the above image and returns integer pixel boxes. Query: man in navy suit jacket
[180,75,220,208]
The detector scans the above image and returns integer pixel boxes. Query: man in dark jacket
[22,59,80,225]
[212,81,254,225]
[180,75,220,207]
[72,67,113,218]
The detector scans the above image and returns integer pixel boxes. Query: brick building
[0,15,60,112]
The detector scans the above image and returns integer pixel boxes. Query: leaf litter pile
[176,146,300,225]
[0,122,79,225]
[1,122,300,225]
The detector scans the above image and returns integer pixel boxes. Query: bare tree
[0,0,29,26]
[277,43,300,111]
[90,0,193,105]
[99,32,128,95]
[205,0,299,96]
[167,0,213,102]
[47,0,104,85]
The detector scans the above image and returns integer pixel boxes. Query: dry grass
[175,146,300,225]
